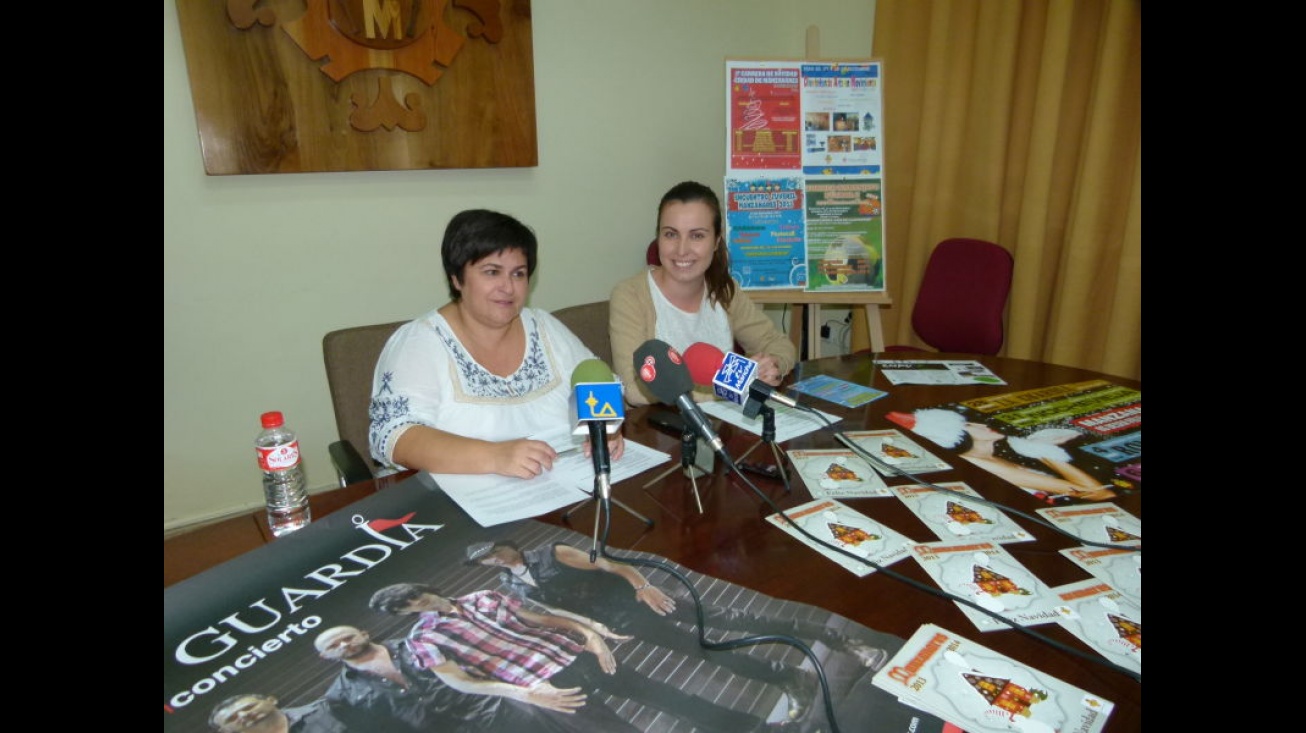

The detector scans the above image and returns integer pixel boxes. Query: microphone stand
[642,428,706,513]
[562,482,655,526]
[563,425,654,528]
[735,402,792,494]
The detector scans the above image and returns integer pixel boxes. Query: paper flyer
[766,498,913,577]
[872,623,1115,733]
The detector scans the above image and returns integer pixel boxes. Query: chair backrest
[551,301,613,367]
[645,239,660,266]
[322,320,407,468]
[910,238,1014,354]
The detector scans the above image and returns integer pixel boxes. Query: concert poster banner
[724,175,808,289]
[164,474,950,733]
[886,380,1142,506]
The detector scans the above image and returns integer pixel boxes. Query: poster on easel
[726,59,885,293]
[723,176,808,289]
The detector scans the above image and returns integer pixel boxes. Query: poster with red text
[727,61,803,171]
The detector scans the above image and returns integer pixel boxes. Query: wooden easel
[749,288,889,356]
[746,27,892,357]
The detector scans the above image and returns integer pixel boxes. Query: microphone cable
[589,474,848,733]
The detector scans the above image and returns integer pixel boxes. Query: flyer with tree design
[872,623,1115,733]
[909,540,1060,632]
[788,448,892,499]
[890,482,1033,545]
[765,498,913,577]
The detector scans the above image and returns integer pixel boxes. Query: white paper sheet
[430,436,671,527]
[698,400,840,443]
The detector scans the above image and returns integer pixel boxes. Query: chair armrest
[328,440,375,487]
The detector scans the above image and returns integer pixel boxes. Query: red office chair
[886,238,1014,355]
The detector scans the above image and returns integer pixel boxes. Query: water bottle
[255,411,311,537]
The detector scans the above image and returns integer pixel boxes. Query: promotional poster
[165,474,951,733]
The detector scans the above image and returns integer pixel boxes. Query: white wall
[164,0,875,531]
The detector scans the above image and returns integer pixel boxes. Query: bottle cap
[260,411,285,428]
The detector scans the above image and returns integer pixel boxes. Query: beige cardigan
[608,268,798,406]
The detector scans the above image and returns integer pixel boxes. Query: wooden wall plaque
[175,1,537,175]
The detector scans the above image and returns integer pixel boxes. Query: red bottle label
[257,440,301,471]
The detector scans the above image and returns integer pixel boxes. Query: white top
[648,270,734,356]
[368,307,597,470]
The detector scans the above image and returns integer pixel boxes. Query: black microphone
[632,339,725,456]
[683,342,800,418]
[570,359,625,500]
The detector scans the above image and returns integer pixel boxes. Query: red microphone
[682,343,799,417]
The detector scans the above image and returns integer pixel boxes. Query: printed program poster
[805,177,885,292]
[727,61,803,171]
[724,175,808,288]
[800,62,882,176]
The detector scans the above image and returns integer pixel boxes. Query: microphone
[571,359,625,436]
[632,340,725,455]
[682,342,799,418]
[570,359,626,500]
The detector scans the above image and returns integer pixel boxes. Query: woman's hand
[581,431,626,462]
[495,439,558,479]
[750,353,785,386]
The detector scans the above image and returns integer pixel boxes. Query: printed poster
[165,475,949,733]
[804,177,885,292]
[887,380,1141,505]
[724,175,808,288]
[800,62,883,176]
[724,59,888,294]
[727,61,803,171]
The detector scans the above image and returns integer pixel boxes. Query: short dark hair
[441,209,538,302]
[369,582,441,615]
[657,181,735,308]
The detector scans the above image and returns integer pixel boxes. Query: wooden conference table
[165,353,1141,732]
